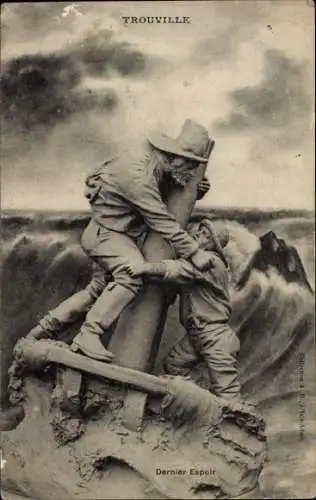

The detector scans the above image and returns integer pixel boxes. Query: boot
[71,283,137,363]
[71,334,115,363]
[46,290,94,325]
[26,324,54,340]
[26,290,95,340]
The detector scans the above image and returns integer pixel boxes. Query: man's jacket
[84,142,199,259]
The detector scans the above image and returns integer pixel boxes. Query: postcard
[1,2,314,499]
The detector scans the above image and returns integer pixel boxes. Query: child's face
[197,223,211,249]
[189,222,210,249]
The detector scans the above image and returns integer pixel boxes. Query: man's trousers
[38,221,147,338]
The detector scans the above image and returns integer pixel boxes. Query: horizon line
[1,206,314,214]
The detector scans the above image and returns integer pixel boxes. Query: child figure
[127,218,241,401]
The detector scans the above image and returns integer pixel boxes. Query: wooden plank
[17,338,169,395]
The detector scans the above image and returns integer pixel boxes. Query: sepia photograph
[0,2,315,499]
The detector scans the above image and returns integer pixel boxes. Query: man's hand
[197,177,211,200]
[190,249,214,270]
[126,262,150,277]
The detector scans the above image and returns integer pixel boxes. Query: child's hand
[126,263,148,277]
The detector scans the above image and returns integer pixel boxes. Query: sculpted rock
[1,362,267,500]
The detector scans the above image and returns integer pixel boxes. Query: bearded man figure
[27,120,213,363]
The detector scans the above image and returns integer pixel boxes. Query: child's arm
[126,259,212,284]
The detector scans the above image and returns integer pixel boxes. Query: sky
[1,1,315,210]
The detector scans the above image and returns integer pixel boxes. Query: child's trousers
[164,323,241,399]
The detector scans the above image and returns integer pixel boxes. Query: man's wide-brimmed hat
[148,119,211,163]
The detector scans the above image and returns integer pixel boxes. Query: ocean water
[0,208,315,499]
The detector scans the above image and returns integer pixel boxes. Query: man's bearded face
[168,156,198,186]
[151,148,199,187]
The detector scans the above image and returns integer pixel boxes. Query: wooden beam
[16,338,170,396]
